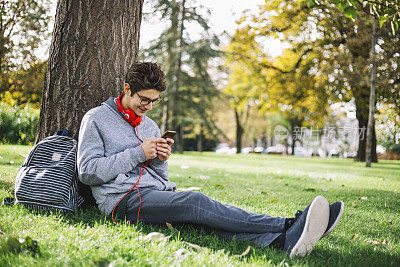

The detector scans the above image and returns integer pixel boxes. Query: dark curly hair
[125,62,166,95]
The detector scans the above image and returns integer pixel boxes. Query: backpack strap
[54,129,71,137]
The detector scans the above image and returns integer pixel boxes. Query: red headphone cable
[111,126,148,224]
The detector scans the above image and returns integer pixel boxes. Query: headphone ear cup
[115,94,142,127]
[123,109,137,123]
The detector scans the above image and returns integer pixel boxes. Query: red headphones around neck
[115,94,142,127]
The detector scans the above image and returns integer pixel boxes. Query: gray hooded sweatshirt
[77,97,177,216]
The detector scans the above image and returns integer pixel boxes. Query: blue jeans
[125,188,286,248]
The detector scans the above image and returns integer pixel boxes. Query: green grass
[1,145,400,266]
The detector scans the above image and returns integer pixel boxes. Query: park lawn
[0,144,399,266]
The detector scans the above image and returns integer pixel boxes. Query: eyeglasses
[135,92,162,106]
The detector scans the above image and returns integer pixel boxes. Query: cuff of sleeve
[151,157,165,166]
[129,145,148,165]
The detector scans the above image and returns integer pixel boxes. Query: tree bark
[290,119,295,155]
[366,16,377,167]
[354,86,377,162]
[36,0,144,142]
[160,99,169,134]
[171,0,185,153]
[235,107,243,154]
[197,123,203,152]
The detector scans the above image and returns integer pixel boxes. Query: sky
[139,0,284,56]
[40,0,285,60]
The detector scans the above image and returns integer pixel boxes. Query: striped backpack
[13,130,86,211]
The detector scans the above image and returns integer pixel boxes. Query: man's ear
[123,83,131,95]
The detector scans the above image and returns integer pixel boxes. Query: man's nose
[144,101,153,110]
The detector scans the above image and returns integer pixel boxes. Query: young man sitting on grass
[77,62,344,258]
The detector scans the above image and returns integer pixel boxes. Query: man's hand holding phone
[141,137,163,160]
[157,130,176,161]
[141,131,175,162]
[156,138,174,161]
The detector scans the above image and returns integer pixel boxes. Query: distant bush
[382,137,400,155]
[0,103,39,145]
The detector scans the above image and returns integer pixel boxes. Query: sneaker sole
[289,196,329,258]
[322,201,344,238]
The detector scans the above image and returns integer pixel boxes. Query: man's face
[122,83,160,117]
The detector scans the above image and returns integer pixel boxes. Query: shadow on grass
[311,235,400,267]
[0,180,14,193]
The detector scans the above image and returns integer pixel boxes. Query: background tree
[0,0,50,104]
[304,0,400,34]
[222,25,268,153]
[140,0,223,153]
[306,0,400,166]
[35,0,144,142]
[1,61,46,108]
[223,21,328,153]
[234,0,400,161]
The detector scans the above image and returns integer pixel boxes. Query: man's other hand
[141,137,164,160]
[156,138,174,161]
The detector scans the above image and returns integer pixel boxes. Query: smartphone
[162,130,176,139]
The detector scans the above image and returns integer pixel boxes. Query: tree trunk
[160,99,169,134]
[171,0,185,153]
[366,16,377,167]
[290,119,295,156]
[197,123,203,152]
[179,123,184,152]
[261,134,267,148]
[354,88,377,162]
[36,0,144,142]
[235,107,243,154]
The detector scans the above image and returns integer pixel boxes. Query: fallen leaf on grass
[166,222,177,232]
[177,187,202,192]
[174,248,190,257]
[214,184,225,189]
[234,246,251,257]
[201,179,209,189]
[351,203,356,207]
[359,197,368,200]
[350,234,359,241]
[260,191,268,195]
[216,249,225,256]
[245,188,254,192]
[183,241,207,251]
[142,232,170,242]
[267,198,278,203]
